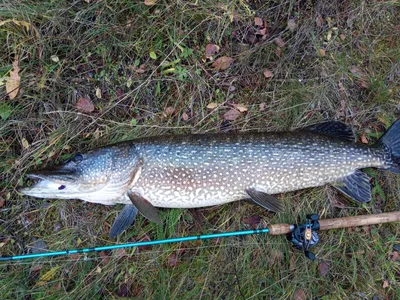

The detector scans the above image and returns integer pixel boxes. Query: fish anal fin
[110,204,138,238]
[333,170,371,203]
[304,121,354,142]
[128,191,162,224]
[245,188,284,213]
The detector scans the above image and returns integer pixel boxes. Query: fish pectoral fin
[110,204,138,238]
[245,188,284,213]
[128,191,162,224]
[332,170,371,203]
[304,121,354,142]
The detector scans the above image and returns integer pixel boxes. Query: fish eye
[72,153,83,163]
[58,185,66,190]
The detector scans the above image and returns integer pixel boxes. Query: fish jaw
[18,173,86,200]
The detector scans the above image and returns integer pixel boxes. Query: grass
[1,0,400,298]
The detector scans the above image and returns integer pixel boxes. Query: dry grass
[1,0,400,298]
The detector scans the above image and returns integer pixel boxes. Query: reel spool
[287,214,320,260]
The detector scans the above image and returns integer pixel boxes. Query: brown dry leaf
[212,56,234,71]
[349,66,370,88]
[207,102,218,109]
[165,106,175,116]
[259,102,266,111]
[340,34,346,41]
[0,196,5,208]
[318,49,326,57]
[242,215,261,226]
[274,47,282,57]
[205,44,220,58]
[294,289,307,300]
[318,261,329,276]
[316,14,323,27]
[361,132,368,144]
[287,19,297,31]
[383,280,389,289]
[6,58,21,99]
[223,109,241,121]
[263,69,274,78]
[235,104,248,113]
[76,98,95,113]
[144,0,157,5]
[273,37,285,48]
[181,112,189,121]
[254,17,263,27]
[168,253,179,268]
[390,251,399,261]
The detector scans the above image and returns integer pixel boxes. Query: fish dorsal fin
[245,188,284,212]
[110,204,138,238]
[128,191,163,224]
[304,121,355,142]
[332,170,371,203]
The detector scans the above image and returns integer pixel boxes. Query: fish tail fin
[378,120,400,174]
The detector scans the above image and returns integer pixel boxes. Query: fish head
[19,148,115,200]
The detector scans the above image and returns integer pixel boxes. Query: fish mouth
[18,170,77,198]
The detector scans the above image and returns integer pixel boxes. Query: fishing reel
[287,214,320,261]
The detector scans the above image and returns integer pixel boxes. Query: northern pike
[19,121,400,237]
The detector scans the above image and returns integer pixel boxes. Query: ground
[0,0,400,298]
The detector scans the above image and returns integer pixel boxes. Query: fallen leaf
[349,66,370,88]
[318,49,326,57]
[287,19,297,31]
[6,58,20,99]
[0,196,5,208]
[263,69,274,78]
[181,112,189,121]
[117,284,129,297]
[383,280,389,289]
[21,138,29,149]
[144,0,157,6]
[254,17,263,27]
[212,56,234,71]
[316,14,323,27]
[340,34,346,41]
[318,261,329,276]
[95,87,102,98]
[50,55,59,63]
[361,132,368,144]
[205,44,220,58]
[390,251,399,261]
[207,102,218,109]
[274,47,282,57]
[40,266,60,282]
[256,28,268,36]
[165,106,175,116]
[242,215,261,226]
[168,253,178,268]
[76,98,95,113]
[223,109,241,121]
[149,51,157,59]
[235,104,248,112]
[259,103,266,111]
[273,37,285,48]
[326,30,332,41]
[294,289,307,300]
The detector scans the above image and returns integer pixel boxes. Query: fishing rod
[1,211,400,262]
